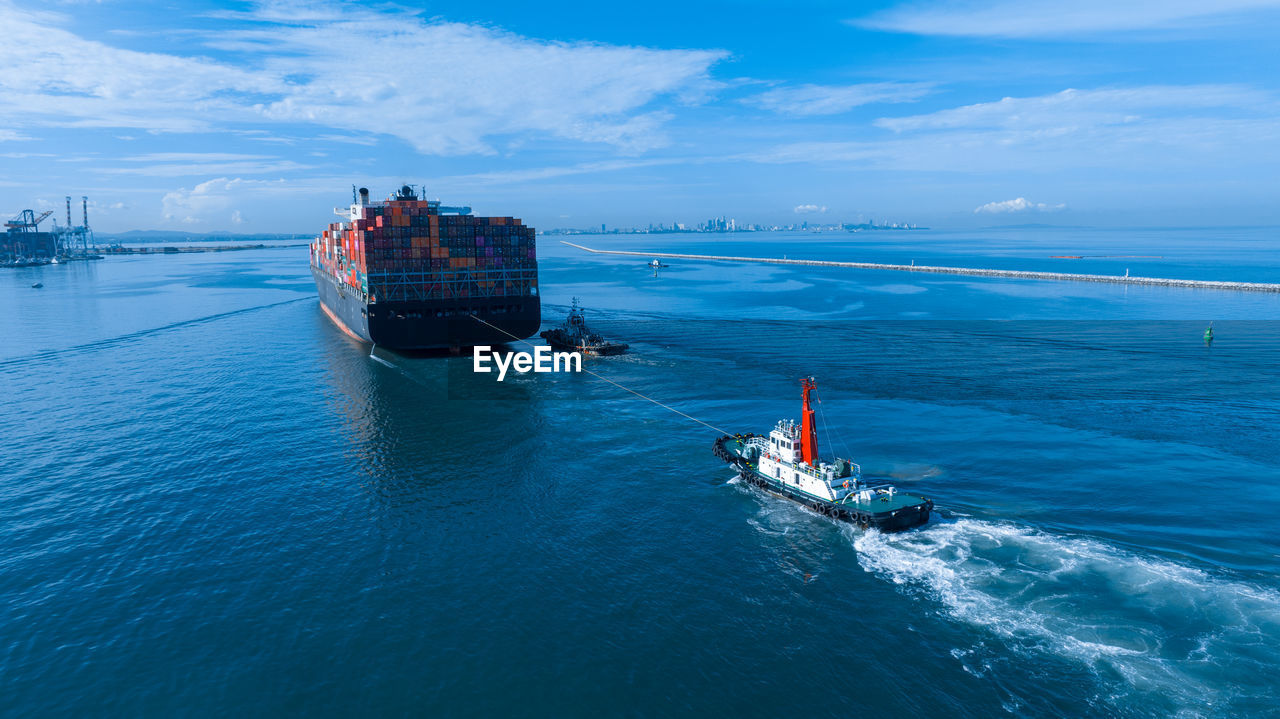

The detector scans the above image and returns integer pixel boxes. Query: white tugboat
[713,378,932,531]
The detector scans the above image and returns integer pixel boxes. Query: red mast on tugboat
[800,377,818,465]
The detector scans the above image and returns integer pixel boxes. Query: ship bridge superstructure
[750,415,861,504]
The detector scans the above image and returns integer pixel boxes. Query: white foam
[850,518,1280,716]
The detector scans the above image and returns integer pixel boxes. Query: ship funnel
[358,187,369,206]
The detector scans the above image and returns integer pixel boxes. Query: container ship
[310,185,540,349]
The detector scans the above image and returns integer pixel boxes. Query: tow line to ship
[468,313,732,436]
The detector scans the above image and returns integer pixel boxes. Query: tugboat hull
[713,435,932,532]
[541,333,628,355]
[539,299,628,356]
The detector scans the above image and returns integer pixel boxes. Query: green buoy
[1204,322,1214,346]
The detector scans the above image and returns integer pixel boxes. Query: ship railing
[838,486,898,505]
[757,452,835,482]
[800,464,831,480]
[367,268,538,302]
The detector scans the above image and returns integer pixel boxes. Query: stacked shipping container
[309,198,538,304]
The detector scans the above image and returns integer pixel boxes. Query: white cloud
[121,153,276,163]
[0,1,728,156]
[232,9,728,155]
[97,153,312,177]
[0,5,276,134]
[875,86,1269,133]
[230,210,245,225]
[316,134,379,146]
[742,85,1280,173]
[440,159,685,186]
[747,82,932,116]
[162,177,287,224]
[794,204,828,214]
[974,197,1065,213]
[854,0,1280,38]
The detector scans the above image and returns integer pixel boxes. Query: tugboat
[540,298,629,356]
[713,378,932,532]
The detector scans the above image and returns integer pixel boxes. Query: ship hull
[540,335,629,356]
[736,466,931,531]
[313,266,540,349]
[713,435,931,532]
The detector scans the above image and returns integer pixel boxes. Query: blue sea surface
[2,228,1278,717]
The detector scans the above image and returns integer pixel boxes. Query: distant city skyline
[2,1,1279,232]
[549,216,922,235]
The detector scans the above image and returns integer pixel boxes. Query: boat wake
[368,348,397,368]
[848,518,1280,717]
[0,297,310,369]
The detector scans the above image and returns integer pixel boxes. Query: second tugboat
[713,378,932,532]
[540,298,629,356]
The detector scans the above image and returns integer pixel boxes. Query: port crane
[5,209,53,233]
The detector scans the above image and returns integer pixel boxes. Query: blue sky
[2,0,1279,232]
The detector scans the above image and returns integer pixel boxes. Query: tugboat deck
[837,490,931,513]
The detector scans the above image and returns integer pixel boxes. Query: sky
[1,0,1279,233]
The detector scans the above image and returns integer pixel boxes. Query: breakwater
[561,242,1280,294]
[101,243,306,255]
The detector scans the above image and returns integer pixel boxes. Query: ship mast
[800,377,818,465]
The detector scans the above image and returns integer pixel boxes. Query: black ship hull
[313,266,540,349]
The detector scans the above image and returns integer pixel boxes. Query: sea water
[1,228,1278,717]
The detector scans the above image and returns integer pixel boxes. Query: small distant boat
[540,298,628,356]
[648,259,668,269]
[31,282,43,288]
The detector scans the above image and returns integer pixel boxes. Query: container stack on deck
[310,198,538,304]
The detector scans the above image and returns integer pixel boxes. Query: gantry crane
[5,209,54,233]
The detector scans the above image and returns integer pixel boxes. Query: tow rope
[469,313,733,436]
